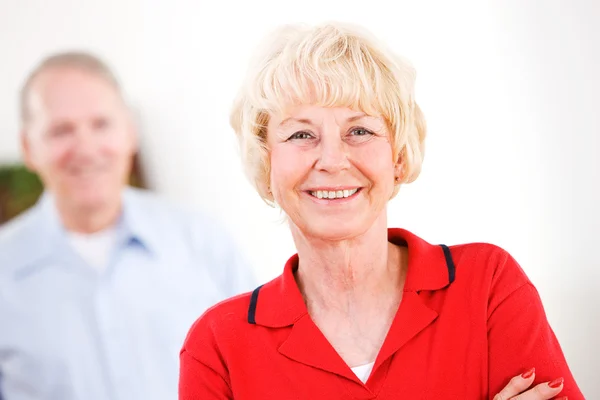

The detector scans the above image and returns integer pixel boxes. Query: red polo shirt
[179,229,584,399]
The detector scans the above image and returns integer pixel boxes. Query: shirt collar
[118,187,162,255]
[23,187,160,263]
[248,228,455,328]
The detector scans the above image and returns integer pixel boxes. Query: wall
[0,0,598,396]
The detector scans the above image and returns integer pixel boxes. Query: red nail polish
[521,367,535,379]
[548,377,564,388]
[554,397,568,400]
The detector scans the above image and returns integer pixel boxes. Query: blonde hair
[230,22,427,205]
[20,51,122,124]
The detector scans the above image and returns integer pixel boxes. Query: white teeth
[309,188,359,199]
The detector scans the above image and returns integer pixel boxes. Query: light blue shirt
[0,188,256,400]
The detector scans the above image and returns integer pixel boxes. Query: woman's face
[267,105,400,241]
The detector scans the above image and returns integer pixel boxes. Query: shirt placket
[93,258,135,400]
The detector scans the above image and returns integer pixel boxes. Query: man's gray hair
[20,51,122,124]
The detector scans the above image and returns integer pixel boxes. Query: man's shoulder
[124,188,239,257]
[124,187,182,214]
[125,187,216,227]
[0,197,45,232]
[0,205,43,251]
[0,205,45,276]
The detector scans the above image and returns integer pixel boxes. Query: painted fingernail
[521,367,535,379]
[555,397,568,400]
[548,377,564,388]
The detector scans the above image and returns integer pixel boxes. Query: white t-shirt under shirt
[67,227,118,271]
[351,361,375,383]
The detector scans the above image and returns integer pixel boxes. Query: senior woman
[179,22,583,399]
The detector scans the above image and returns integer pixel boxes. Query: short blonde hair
[230,22,427,204]
[20,51,122,125]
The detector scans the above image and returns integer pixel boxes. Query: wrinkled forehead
[27,67,124,123]
[255,76,393,138]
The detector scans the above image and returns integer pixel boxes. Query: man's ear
[126,106,141,152]
[21,129,37,172]
[130,121,140,153]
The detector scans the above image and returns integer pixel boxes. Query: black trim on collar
[439,244,456,284]
[247,285,263,324]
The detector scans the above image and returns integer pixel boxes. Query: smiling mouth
[308,188,361,199]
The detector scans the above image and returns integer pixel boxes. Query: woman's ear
[394,154,403,183]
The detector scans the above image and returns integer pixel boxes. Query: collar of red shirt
[244,228,456,385]
[248,228,455,328]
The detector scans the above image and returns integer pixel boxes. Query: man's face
[22,67,137,212]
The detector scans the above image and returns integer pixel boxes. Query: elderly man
[0,52,255,400]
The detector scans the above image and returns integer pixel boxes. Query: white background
[1,0,598,396]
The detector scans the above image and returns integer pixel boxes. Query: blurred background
[1,0,598,396]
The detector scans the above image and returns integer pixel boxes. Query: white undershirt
[351,361,375,383]
[67,227,117,271]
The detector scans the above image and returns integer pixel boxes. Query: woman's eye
[289,131,313,140]
[350,127,372,136]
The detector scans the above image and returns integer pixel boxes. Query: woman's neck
[291,215,407,313]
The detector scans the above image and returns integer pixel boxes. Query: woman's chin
[301,220,370,242]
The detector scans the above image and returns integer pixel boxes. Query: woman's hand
[493,368,566,400]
